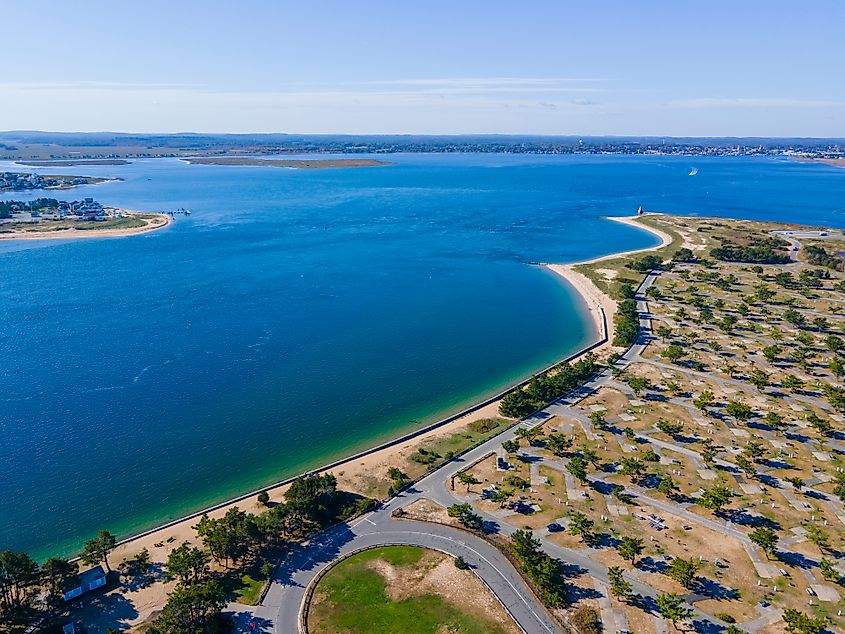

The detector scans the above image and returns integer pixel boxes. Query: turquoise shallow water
[1,153,843,559]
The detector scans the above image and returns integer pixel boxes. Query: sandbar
[183,157,393,169]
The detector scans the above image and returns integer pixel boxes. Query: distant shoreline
[16,159,131,166]
[182,157,394,169]
[789,157,845,169]
[0,209,171,241]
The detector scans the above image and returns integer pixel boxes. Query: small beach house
[63,565,106,601]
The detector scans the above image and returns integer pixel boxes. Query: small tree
[781,608,826,634]
[628,376,652,397]
[457,471,480,493]
[749,527,779,559]
[149,580,227,634]
[825,334,844,354]
[165,542,210,586]
[490,488,513,509]
[784,476,805,491]
[725,400,754,424]
[81,529,117,572]
[566,512,594,543]
[502,439,520,454]
[655,325,672,342]
[819,558,840,583]
[566,456,589,484]
[42,557,78,603]
[546,432,572,456]
[655,592,694,629]
[619,457,646,483]
[662,344,685,364]
[762,344,781,363]
[257,490,270,506]
[698,484,734,516]
[656,419,684,436]
[607,566,631,601]
[665,557,701,589]
[693,390,715,413]
[805,524,829,554]
[617,536,644,565]
[749,369,770,392]
[657,474,680,500]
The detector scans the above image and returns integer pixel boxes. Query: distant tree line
[710,237,791,264]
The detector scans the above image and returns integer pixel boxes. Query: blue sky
[2,1,843,136]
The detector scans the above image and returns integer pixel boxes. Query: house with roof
[62,565,106,601]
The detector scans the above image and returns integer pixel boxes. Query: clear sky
[3,1,843,137]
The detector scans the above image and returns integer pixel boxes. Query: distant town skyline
[2,1,844,136]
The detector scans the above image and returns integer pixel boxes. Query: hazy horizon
[2,1,843,137]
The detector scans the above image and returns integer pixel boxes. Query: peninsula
[182,157,394,169]
[0,197,170,240]
[6,214,845,634]
[1,171,120,192]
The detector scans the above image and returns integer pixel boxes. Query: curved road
[259,514,559,634]
[227,271,665,634]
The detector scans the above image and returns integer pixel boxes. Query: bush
[570,606,602,634]
[468,418,501,434]
[256,491,270,506]
[625,254,662,272]
[613,298,639,346]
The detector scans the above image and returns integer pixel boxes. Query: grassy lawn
[232,569,268,605]
[307,546,515,634]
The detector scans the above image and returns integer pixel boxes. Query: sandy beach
[543,214,672,360]
[0,209,171,241]
[61,212,675,630]
[790,157,845,169]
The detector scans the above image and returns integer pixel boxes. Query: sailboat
[689,167,699,176]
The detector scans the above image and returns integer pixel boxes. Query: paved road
[239,270,729,633]
[261,513,560,634]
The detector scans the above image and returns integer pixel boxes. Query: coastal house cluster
[0,171,87,191]
[0,197,118,223]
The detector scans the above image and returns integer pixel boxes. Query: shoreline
[182,157,393,169]
[542,214,672,360]
[39,212,675,627]
[80,214,672,554]
[789,157,845,169]
[0,209,171,241]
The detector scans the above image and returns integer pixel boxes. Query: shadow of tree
[275,523,356,589]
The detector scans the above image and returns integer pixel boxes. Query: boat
[689,167,699,176]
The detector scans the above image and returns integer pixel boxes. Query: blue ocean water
[1,154,843,559]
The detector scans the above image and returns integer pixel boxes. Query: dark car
[547,523,564,532]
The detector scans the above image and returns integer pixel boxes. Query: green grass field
[306,546,513,634]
